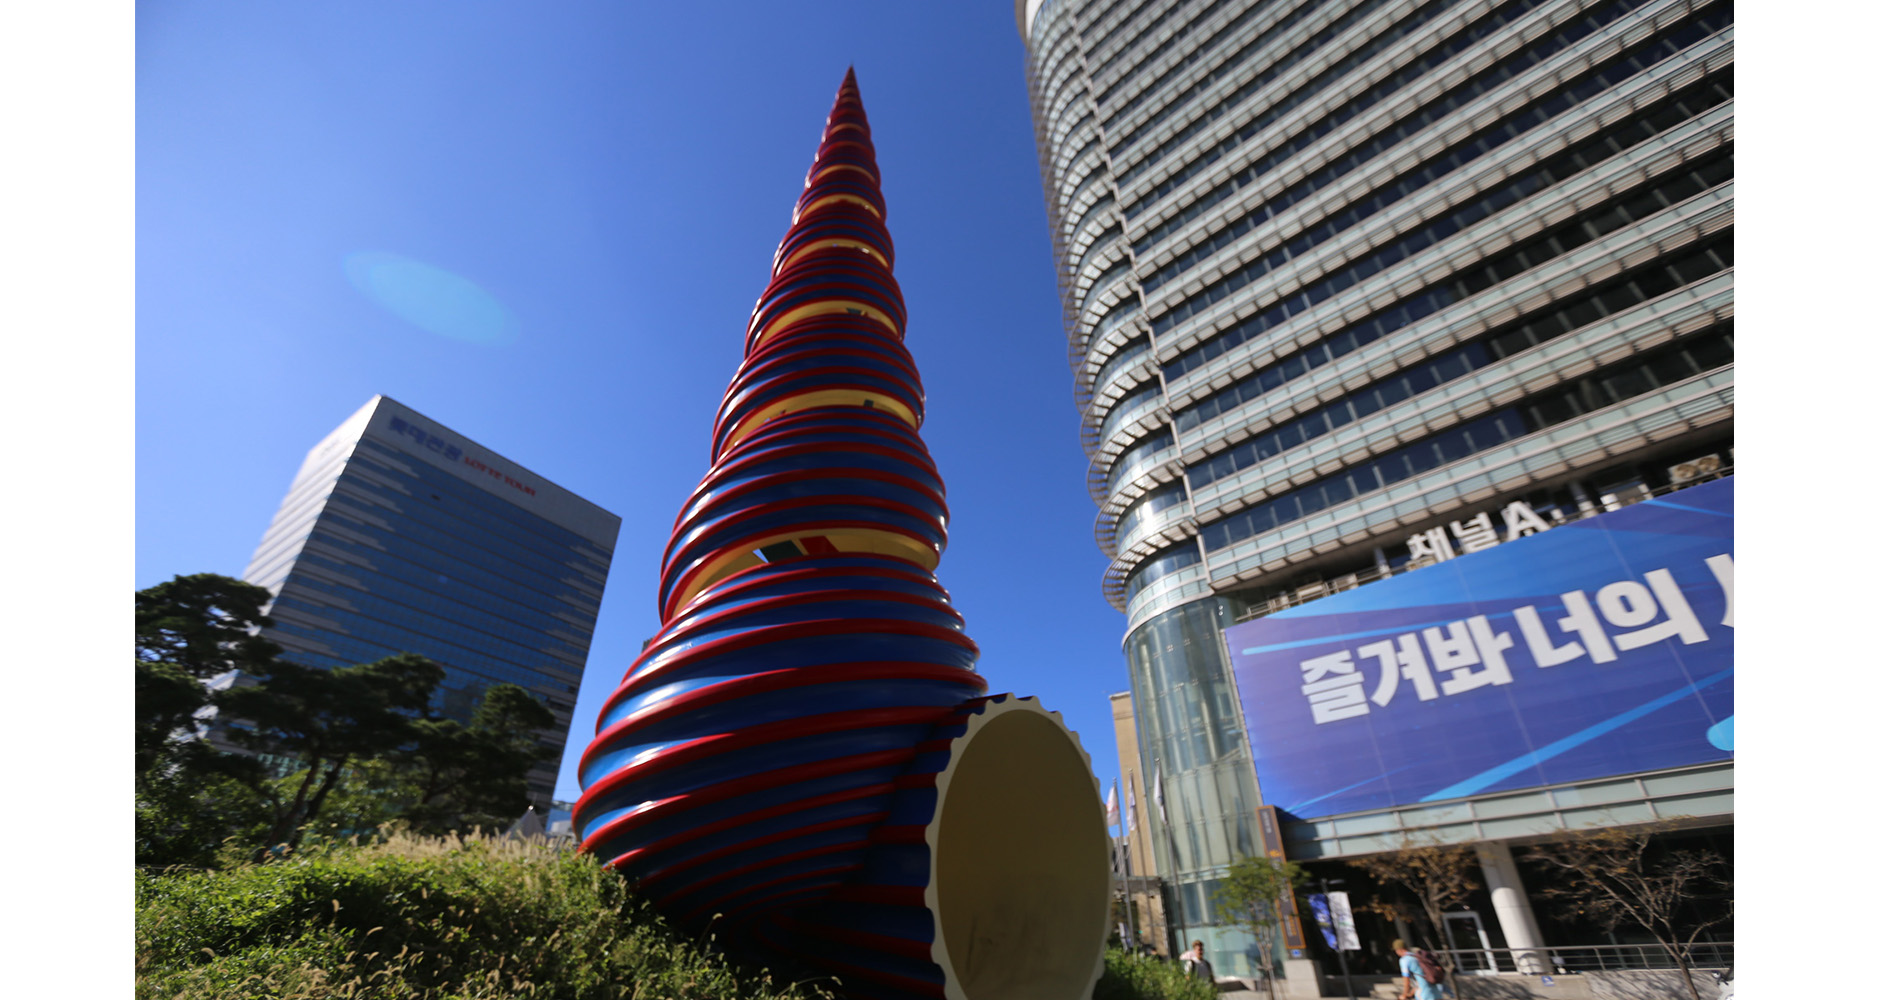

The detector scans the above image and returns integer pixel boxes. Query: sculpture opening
[930,701,1111,1000]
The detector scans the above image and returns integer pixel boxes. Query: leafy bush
[138,830,1211,1000]
[135,831,834,1000]
[1094,947,1222,1000]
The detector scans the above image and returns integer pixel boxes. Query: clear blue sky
[136,2,1138,808]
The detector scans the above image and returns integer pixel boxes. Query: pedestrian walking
[1392,938,1447,1000]
[1182,940,1215,983]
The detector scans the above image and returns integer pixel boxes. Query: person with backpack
[1392,938,1448,999]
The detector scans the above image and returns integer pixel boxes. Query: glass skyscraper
[1018,0,1733,973]
[242,396,621,811]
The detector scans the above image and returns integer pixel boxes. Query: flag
[1127,770,1140,830]
[1105,780,1121,829]
[1328,891,1361,951]
[1151,758,1166,826]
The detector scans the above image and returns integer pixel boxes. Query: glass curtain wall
[1124,594,1267,976]
[245,399,619,811]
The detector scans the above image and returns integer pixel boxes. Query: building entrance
[1444,911,1496,974]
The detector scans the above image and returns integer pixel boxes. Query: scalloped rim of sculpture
[921,694,1110,1000]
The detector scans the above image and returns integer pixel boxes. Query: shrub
[1094,947,1222,1000]
[135,830,833,1000]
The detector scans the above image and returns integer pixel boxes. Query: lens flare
[343,251,518,345]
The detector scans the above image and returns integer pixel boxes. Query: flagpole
[1113,776,1133,951]
[1152,755,1182,957]
[1128,767,1146,952]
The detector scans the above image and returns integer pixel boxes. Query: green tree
[135,741,272,869]
[329,684,561,837]
[402,683,559,834]
[1521,824,1732,1000]
[135,574,281,783]
[221,653,443,857]
[135,573,281,678]
[135,661,211,780]
[135,574,287,866]
[133,574,562,864]
[1209,854,1306,1000]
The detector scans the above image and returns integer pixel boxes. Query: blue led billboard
[1223,477,1733,819]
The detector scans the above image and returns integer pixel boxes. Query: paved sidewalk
[1210,978,1734,1000]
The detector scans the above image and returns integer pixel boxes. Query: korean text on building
[1224,477,1734,818]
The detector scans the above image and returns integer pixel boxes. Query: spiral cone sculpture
[573,71,1110,1000]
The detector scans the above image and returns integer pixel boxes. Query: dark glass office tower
[242,396,621,811]
[1018,0,1733,974]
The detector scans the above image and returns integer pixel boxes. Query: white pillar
[1474,840,1550,974]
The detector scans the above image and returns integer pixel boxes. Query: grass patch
[135,830,833,1000]
[137,829,1207,999]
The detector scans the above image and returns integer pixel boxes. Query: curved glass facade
[1020,0,1734,976]
[1123,594,1264,975]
